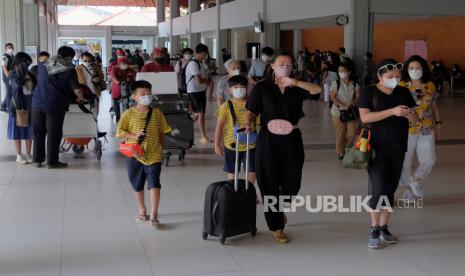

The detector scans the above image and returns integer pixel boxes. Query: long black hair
[12,52,33,86]
[401,55,431,83]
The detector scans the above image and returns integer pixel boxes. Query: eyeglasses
[377,63,403,75]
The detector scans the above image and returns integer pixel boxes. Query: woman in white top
[330,63,360,160]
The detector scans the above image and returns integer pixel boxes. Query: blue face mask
[138,95,153,106]
[231,87,246,99]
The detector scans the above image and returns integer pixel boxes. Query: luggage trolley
[60,103,106,161]
[136,72,194,166]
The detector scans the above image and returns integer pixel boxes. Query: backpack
[180,59,201,91]
[329,79,357,109]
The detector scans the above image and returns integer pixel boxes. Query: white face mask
[338,72,349,79]
[383,77,400,89]
[261,54,269,62]
[231,87,246,99]
[83,62,92,67]
[183,54,192,61]
[119,64,128,70]
[408,69,423,80]
[6,48,14,55]
[230,69,240,76]
[138,95,153,106]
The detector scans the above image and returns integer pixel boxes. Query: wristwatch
[435,121,442,125]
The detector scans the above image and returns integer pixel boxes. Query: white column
[344,0,373,75]
[188,0,199,47]
[260,23,280,51]
[156,0,165,47]
[170,0,179,54]
[293,29,301,57]
[103,26,112,67]
[215,0,229,74]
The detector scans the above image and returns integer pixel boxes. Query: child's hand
[135,130,145,140]
[214,144,224,156]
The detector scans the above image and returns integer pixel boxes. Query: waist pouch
[267,119,297,135]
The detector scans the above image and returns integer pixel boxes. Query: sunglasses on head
[378,63,403,75]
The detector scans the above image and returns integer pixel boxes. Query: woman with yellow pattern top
[116,80,172,227]
[399,55,441,200]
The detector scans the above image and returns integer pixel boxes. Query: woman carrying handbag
[7,52,35,164]
[330,63,360,160]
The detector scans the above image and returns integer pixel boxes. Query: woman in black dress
[245,52,321,244]
[358,59,418,249]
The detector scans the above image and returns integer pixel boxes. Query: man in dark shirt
[31,46,85,169]
[1,43,15,112]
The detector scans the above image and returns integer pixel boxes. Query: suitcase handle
[234,130,250,192]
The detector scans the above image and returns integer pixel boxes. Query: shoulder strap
[186,60,201,86]
[227,100,238,126]
[138,107,153,145]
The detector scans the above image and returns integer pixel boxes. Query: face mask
[274,66,292,77]
[408,69,423,80]
[117,55,124,59]
[183,54,192,60]
[231,87,246,99]
[6,48,14,55]
[230,69,240,76]
[261,55,269,62]
[338,72,349,79]
[120,64,128,70]
[155,57,164,64]
[138,95,153,106]
[383,77,400,89]
[83,62,92,67]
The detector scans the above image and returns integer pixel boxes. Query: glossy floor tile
[0,89,464,276]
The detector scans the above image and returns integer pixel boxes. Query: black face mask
[155,57,164,64]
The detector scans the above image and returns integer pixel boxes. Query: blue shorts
[127,158,162,192]
[224,148,256,174]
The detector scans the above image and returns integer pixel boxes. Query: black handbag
[340,105,359,122]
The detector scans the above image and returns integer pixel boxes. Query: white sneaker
[402,190,415,201]
[409,177,424,198]
[26,154,33,164]
[16,155,28,164]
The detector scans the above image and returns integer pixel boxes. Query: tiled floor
[0,87,465,276]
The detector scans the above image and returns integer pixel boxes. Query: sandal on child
[150,218,161,228]
[135,214,149,222]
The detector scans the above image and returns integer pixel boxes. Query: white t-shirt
[186,60,208,93]
[330,80,358,116]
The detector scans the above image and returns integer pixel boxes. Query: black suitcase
[202,133,257,244]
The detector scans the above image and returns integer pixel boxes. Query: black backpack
[180,59,201,91]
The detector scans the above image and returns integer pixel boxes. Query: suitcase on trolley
[202,132,257,245]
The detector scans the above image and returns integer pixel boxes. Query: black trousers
[112,98,121,122]
[368,148,406,209]
[32,108,66,165]
[255,130,305,231]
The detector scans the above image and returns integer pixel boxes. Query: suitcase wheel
[202,232,208,240]
[219,235,226,245]
[72,145,85,154]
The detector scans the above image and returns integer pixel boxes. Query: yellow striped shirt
[216,100,258,152]
[116,107,172,165]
